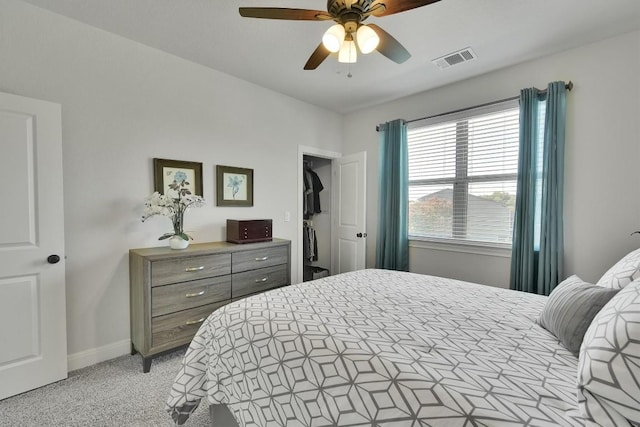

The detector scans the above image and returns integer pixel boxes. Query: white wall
[1,0,638,370]
[343,30,640,288]
[0,0,342,368]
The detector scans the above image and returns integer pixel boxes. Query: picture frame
[153,158,203,197]
[216,165,253,207]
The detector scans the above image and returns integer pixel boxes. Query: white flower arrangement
[141,191,205,241]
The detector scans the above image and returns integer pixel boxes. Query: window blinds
[407,100,520,245]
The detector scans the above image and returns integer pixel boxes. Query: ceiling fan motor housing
[328,0,375,25]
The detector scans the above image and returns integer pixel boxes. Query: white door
[331,151,366,274]
[0,92,67,400]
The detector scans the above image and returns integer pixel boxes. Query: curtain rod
[376,81,573,132]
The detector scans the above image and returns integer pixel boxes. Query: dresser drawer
[151,275,231,317]
[232,246,288,273]
[151,253,231,286]
[233,264,288,298]
[130,239,290,372]
[151,301,226,349]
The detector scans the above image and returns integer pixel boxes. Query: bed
[165,267,640,426]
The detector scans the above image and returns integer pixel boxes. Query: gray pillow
[538,275,619,356]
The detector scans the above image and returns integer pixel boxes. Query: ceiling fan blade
[239,7,333,21]
[370,0,441,17]
[304,43,331,70]
[368,24,411,64]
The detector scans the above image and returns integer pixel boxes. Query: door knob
[47,254,61,264]
[356,233,362,238]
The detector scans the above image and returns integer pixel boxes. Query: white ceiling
[19,0,640,113]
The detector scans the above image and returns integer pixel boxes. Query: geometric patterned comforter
[166,269,584,426]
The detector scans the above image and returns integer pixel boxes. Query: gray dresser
[129,238,290,372]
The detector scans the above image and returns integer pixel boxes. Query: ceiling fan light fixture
[239,0,441,70]
[338,39,357,63]
[356,25,379,54]
[322,24,345,53]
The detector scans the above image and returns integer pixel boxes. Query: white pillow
[577,280,640,425]
[597,248,640,289]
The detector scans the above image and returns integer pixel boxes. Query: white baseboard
[67,339,131,372]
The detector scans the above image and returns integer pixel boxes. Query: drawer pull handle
[186,317,206,325]
[185,291,205,298]
[255,277,269,283]
[184,266,205,272]
[255,256,269,261]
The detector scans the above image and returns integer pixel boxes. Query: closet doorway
[297,146,367,284]
[299,147,338,284]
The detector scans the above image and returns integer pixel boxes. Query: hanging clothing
[309,169,324,214]
[304,169,314,219]
[303,167,324,219]
[303,224,318,262]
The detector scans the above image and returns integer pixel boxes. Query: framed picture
[216,165,253,207]
[153,158,203,197]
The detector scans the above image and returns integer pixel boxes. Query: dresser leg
[143,357,152,373]
[130,342,137,355]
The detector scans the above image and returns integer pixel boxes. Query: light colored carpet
[0,349,211,426]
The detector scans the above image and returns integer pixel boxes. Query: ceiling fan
[239,0,441,70]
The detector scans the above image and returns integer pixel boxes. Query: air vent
[432,47,477,70]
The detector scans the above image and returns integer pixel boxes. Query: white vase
[169,235,190,250]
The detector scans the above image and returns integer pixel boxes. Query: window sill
[409,237,512,258]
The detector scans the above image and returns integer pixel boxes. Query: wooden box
[227,219,272,244]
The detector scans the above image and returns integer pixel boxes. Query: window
[408,100,520,246]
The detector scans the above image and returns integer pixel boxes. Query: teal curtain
[510,88,539,293]
[537,82,566,294]
[510,81,567,295]
[376,119,409,271]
